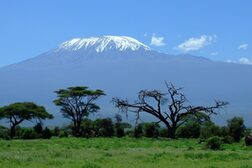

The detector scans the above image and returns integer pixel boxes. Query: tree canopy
[0,102,53,138]
[53,86,105,136]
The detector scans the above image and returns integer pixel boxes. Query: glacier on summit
[56,36,151,53]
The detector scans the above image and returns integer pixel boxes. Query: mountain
[0,35,252,126]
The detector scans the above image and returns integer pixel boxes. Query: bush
[176,122,201,138]
[81,119,95,137]
[200,123,221,140]
[53,127,61,136]
[94,118,114,137]
[21,128,37,139]
[159,128,168,137]
[222,135,234,144]
[59,130,69,137]
[115,123,124,137]
[245,133,252,146]
[143,123,159,138]
[0,125,10,140]
[134,124,143,138]
[33,123,43,134]
[42,127,52,139]
[206,136,223,150]
[228,116,245,142]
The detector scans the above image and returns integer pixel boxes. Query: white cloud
[226,57,252,65]
[177,35,217,52]
[210,52,218,56]
[238,44,248,50]
[226,59,234,63]
[150,34,165,46]
[238,58,252,65]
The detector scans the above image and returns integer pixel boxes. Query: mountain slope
[0,36,251,126]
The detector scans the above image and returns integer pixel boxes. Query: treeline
[0,84,251,150]
[0,115,251,149]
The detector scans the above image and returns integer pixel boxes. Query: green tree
[0,102,53,138]
[53,86,105,137]
[228,116,245,142]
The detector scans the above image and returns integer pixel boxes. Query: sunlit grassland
[0,137,252,168]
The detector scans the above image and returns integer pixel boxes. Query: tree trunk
[73,121,81,137]
[10,125,16,139]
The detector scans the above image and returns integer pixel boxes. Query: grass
[0,137,252,168]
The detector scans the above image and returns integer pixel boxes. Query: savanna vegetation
[0,84,252,167]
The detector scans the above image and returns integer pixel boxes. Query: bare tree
[113,82,228,139]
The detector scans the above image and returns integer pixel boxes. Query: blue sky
[0,0,251,67]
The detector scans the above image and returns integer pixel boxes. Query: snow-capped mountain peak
[56,36,151,53]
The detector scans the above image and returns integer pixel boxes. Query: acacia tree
[113,82,228,139]
[0,102,53,138]
[53,86,105,137]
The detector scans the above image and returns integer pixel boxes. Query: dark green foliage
[206,136,223,150]
[245,132,252,146]
[176,122,201,138]
[222,136,234,144]
[81,119,95,137]
[0,102,53,138]
[228,116,245,142]
[159,128,168,137]
[0,125,10,140]
[59,130,69,138]
[143,123,159,138]
[133,124,143,138]
[21,128,37,139]
[33,123,43,134]
[52,126,69,137]
[200,122,222,140]
[42,127,52,139]
[53,127,61,137]
[114,122,131,138]
[53,86,105,137]
[220,126,230,137]
[94,118,114,137]
[114,123,124,137]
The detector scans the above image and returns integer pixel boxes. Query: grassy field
[0,137,252,168]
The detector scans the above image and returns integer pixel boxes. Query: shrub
[42,127,52,139]
[228,116,245,142]
[206,136,223,150]
[115,123,124,137]
[53,126,61,136]
[21,128,37,139]
[33,123,43,134]
[200,123,221,140]
[94,118,114,137]
[222,135,234,144]
[176,122,201,138]
[220,126,229,137]
[159,128,168,137]
[0,125,10,140]
[81,119,95,137]
[114,122,131,138]
[133,124,143,138]
[143,123,159,138]
[59,130,69,137]
[245,133,252,146]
